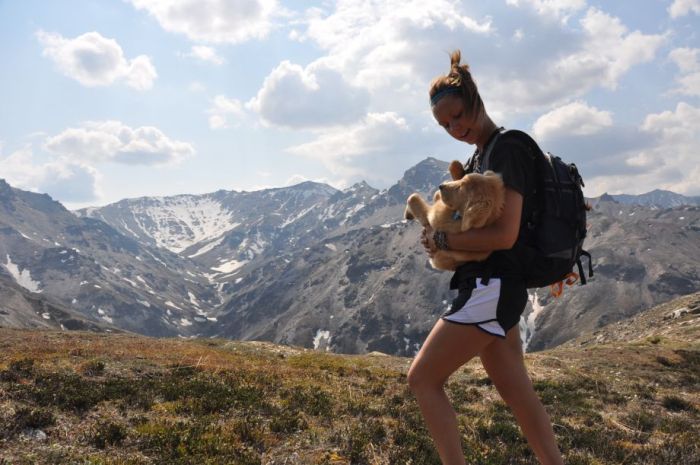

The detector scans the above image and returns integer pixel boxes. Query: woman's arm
[422,187,523,255]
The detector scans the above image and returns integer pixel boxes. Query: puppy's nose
[438,183,446,191]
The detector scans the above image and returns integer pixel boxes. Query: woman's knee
[407,362,445,393]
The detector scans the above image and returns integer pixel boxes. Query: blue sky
[1,0,699,209]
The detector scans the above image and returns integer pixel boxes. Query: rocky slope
[2,161,700,355]
[0,179,216,337]
[526,199,700,351]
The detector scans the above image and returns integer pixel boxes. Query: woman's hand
[421,226,437,258]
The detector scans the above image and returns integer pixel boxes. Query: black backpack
[479,128,593,289]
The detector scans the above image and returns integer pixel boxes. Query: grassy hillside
[1,293,699,464]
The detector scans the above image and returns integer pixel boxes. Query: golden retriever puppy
[404,161,505,271]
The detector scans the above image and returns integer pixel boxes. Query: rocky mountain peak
[0,178,14,198]
[284,181,338,196]
[598,192,618,203]
[385,157,451,203]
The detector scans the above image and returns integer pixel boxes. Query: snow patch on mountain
[3,255,42,293]
[212,259,247,274]
[188,234,229,258]
[128,196,238,253]
[522,292,545,351]
[313,329,331,351]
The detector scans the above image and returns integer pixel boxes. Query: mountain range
[1,159,699,355]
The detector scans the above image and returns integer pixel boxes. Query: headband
[430,86,462,106]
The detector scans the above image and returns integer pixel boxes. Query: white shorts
[442,278,527,338]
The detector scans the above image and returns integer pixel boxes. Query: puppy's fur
[404,161,505,271]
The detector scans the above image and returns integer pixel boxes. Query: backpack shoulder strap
[481,128,542,171]
[480,128,504,172]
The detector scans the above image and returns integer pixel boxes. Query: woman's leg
[407,319,496,465]
[479,327,564,465]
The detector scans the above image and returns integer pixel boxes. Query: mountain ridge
[2,161,700,355]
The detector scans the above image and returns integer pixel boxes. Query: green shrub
[281,385,334,417]
[662,395,696,412]
[622,410,656,433]
[88,420,128,449]
[30,371,102,412]
[0,358,35,382]
[79,359,106,377]
[269,409,308,433]
[12,407,56,432]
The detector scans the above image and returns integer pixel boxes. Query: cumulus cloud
[287,111,434,188]
[127,0,279,44]
[295,2,664,118]
[36,30,157,90]
[0,146,100,203]
[532,101,613,140]
[668,0,700,18]
[44,121,194,165]
[302,0,491,93]
[580,102,700,196]
[641,101,700,141]
[207,95,245,129]
[669,48,700,96]
[287,112,409,159]
[183,45,224,65]
[487,8,667,112]
[506,0,586,22]
[248,60,369,129]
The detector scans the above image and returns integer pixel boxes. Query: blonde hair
[429,50,484,118]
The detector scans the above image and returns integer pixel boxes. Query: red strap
[550,272,579,298]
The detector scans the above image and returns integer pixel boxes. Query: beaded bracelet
[433,230,449,250]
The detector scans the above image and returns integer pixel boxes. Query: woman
[407,50,565,465]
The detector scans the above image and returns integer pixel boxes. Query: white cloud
[36,30,157,90]
[302,0,491,93]
[0,146,101,202]
[44,121,194,165]
[584,102,700,196]
[532,101,613,140]
[506,0,587,22]
[668,0,700,18]
[127,0,279,44]
[641,101,700,141]
[676,73,700,97]
[184,45,224,65]
[669,47,700,73]
[669,48,700,96]
[287,112,409,160]
[248,60,369,129]
[297,2,663,119]
[487,8,667,112]
[207,95,245,129]
[285,174,310,186]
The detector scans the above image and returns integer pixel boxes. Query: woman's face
[432,94,482,145]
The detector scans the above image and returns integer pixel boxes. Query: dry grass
[0,318,698,464]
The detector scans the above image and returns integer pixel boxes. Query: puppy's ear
[448,160,466,180]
